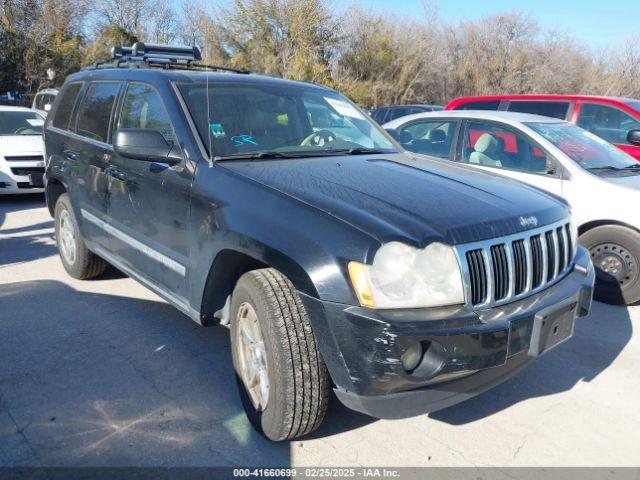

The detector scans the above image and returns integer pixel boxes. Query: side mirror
[114,128,181,165]
[43,104,51,112]
[627,129,640,146]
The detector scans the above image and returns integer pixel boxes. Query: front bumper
[301,246,594,419]
[0,161,45,194]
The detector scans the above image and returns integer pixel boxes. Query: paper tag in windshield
[27,119,44,127]
[325,98,365,120]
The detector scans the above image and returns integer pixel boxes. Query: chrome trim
[81,208,186,276]
[560,226,569,269]
[551,229,559,279]
[480,248,493,305]
[523,237,533,294]
[454,218,574,309]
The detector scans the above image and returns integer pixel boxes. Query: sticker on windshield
[230,135,259,148]
[325,97,366,120]
[27,119,44,127]
[209,123,226,138]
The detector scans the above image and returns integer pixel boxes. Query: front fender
[186,162,378,312]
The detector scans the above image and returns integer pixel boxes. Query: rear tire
[54,194,106,280]
[580,225,640,305]
[230,268,330,441]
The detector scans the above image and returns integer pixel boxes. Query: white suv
[0,106,46,194]
[32,88,58,117]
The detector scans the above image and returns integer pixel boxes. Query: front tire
[230,268,330,441]
[580,224,640,305]
[54,194,106,280]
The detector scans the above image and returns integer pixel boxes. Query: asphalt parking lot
[0,195,638,468]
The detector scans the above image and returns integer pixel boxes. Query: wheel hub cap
[59,210,76,265]
[236,302,269,411]
[590,242,635,286]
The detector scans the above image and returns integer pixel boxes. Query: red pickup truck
[446,94,640,160]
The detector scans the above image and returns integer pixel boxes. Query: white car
[385,110,640,305]
[0,106,46,194]
[32,88,58,117]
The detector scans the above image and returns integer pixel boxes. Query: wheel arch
[45,175,68,217]
[199,247,319,326]
[578,219,640,237]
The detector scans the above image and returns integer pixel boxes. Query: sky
[349,0,639,49]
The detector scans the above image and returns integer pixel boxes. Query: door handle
[63,149,79,161]
[105,166,127,182]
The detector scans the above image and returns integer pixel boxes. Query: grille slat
[466,249,487,305]
[530,235,544,289]
[3,155,44,163]
[462,220,573,307]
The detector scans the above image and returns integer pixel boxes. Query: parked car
[32,88,59,117]
[44,43,593,441]
[445,94,640,160]
[0,106,46,194]
[369,104,443,124]
[385,109,640,305]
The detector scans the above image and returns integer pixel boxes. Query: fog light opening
[401,342,425,372]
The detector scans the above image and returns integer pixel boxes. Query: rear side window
[119,83,176,144]
[507,101,569,120]
[75,82,120,143]
[386,107,412,121]
[51,83,82,130]
[453,100,500,111]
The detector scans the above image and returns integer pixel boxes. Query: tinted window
[177,80,396,157]
[462,121,553,174]
[397,120,457,159]
[119,83,176,144]
[386,107,412,121]
[370,108,388,123]
[51,83,82,130]
[454,100,500,111]
[577,103,640,145]
[508,101,569,120]
[75,82,119,143]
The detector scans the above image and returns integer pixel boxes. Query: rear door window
[75,82,120,143]
[454,100,501,111]
[507,101,570,120]
[577,103,640,145]
[51,83,82,130]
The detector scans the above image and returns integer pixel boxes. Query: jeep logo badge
[519,216,538,228]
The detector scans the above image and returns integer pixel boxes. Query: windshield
[0,111,44,136]
[176,80,397,158]
[526,121,637,172]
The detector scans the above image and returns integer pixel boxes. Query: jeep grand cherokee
[43,43,594,441]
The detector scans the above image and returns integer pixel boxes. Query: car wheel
[580,225,640,305]
[230,268,331,441]
[54,194,106,279]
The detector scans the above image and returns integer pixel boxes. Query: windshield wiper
[325,147,393,155]
[622,164,640,169]
[214,151,295,161]
[587,166,622,171]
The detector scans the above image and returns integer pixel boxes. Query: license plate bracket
[29,173,44,188]
[528,298,578,357]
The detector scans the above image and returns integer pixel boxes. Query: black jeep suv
[43,44,594,441]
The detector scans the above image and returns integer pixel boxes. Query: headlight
[348,242,465,309]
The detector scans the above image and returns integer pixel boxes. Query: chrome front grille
[456,219,575,308]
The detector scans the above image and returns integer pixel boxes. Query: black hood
[220,153,568,246]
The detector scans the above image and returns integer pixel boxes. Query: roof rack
[84,43,250,74]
